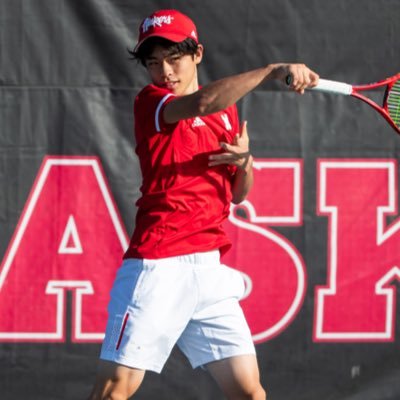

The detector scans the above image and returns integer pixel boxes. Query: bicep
[163,92,203,124]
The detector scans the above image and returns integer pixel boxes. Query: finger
[240,120,248,135]
[209,152,240,162]
[208,157,237,166]
[289,64,304,90]
[303,68,311,87]
[240,120,248,140]
[297,67,315,94]
[294,66,308,92]
[299,70,310,93]
[309,71,320,87]
[208,160,235,167]
[220,142,239,153]
[301,68,319,90]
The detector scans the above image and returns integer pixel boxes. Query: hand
[208,121,252,171]
[272,63,319,94]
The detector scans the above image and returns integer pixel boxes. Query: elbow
[231,194,247,205]
[231,181,254,205]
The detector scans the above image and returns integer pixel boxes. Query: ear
[194,44,204,65]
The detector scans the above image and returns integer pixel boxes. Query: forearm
[164,63,319,124]
[231,155,254,204]
[164,64,280,123]
[195,65,277,115]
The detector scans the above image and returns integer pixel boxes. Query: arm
[208,121,254,204]
[231,155,254,205]
[164,63,319,124]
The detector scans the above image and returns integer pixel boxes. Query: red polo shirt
[124,84,239,259]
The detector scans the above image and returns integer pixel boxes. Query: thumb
[240,120,248,137]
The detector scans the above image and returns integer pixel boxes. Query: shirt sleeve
[134,84,177,135]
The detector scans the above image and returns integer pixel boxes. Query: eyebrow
[145,51,182,63]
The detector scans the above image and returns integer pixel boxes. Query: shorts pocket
[102,313,125,353]
[108,259,145,313]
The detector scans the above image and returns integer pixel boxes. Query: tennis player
[87,9,319,400]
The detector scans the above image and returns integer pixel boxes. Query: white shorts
[100,250,255,373]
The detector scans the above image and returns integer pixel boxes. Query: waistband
[142,250,220,267]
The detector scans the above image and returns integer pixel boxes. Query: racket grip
[312,79,352,95]
[285,75,352,95]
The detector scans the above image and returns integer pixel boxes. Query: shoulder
[135,84,175,107]
[134,84,178,134]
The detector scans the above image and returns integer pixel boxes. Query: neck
[185,70,199,95]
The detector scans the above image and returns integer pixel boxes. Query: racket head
[383,77,400,134]
[345,72,400,135]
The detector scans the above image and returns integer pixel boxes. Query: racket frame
[310,73,400,134]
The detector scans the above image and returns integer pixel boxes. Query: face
[144,44,203,96]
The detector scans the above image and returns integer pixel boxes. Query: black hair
[128,37,199,66]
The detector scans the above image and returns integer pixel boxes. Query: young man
[88,9,319,400]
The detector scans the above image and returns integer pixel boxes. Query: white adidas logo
[192,116,206,128]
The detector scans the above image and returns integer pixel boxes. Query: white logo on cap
[191,30,197,39]
[142,15,174,33]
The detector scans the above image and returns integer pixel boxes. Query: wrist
[267,63,287,82]
[238,154,253,172]
[263,64,278,82]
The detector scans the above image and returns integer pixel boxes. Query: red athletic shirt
[123,84,239,259]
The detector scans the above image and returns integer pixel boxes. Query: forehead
[146,44,180,60]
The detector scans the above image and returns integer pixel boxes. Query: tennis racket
[286,73,400,134]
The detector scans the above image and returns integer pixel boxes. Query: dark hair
[128,37,199,66]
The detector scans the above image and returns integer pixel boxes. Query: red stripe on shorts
[116,313,130,351]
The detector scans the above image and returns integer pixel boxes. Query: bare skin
[88,355,265,400]
[207,355,266,400]
[209,120,254,204]
[87,361,145,400]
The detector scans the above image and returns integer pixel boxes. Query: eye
[145,59,158,68]
[169,55,182,64]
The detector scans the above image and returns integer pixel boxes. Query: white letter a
[58,215,83,254]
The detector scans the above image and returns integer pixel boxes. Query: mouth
[162,81,179,90]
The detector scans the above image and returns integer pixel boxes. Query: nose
[161,60,173,78]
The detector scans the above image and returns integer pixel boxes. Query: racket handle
[286,75,352,95]
[312,79,352,95]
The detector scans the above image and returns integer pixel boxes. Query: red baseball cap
[134,9,198,52]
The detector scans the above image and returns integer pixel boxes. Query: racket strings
[387,80,400,127]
